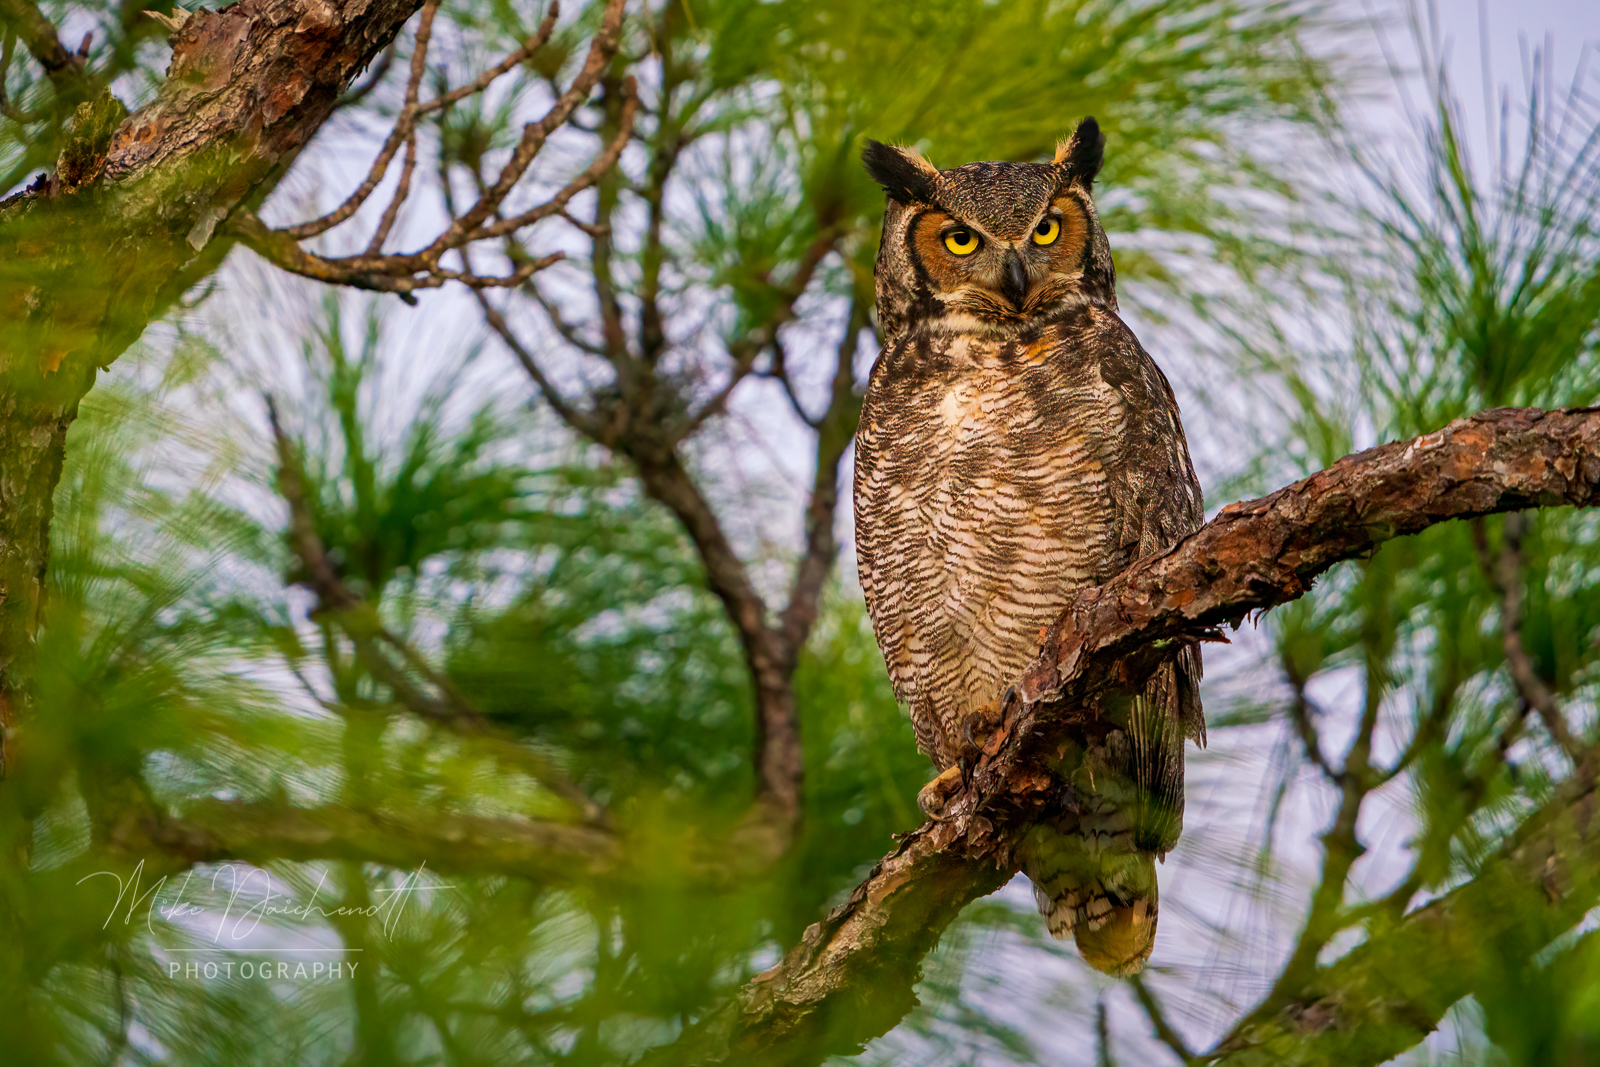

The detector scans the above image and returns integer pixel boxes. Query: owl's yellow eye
[1033,217,1061,246]
[943,229,980,256]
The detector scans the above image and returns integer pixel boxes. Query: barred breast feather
[854,302,1203,975]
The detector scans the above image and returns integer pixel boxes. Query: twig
[518,275,608,356]
[777,291,868,652]
[679,227,842,439]
[337,41,397,108]
[1285,666,1340,782]
[475,291,600,436]
[255,0,634,297]
[760,339,822,429]
[422,0,625,259]
[1130,975,1195,1064]
[1472,513,1584,759]
[417,9,559,116]
[281,0,441,240]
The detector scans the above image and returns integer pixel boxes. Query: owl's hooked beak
[1001,249,1028,310]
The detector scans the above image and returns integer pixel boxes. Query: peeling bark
[645,406,1600,1067]
[0,0,426,776]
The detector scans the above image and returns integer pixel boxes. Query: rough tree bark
[0,0,427,776]
[642,405,1600,1067]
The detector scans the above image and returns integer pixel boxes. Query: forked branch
[237,0,636,300]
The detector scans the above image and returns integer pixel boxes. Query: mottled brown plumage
[854,119,1204,975]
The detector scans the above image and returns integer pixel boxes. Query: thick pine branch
[644,405,1600,1067]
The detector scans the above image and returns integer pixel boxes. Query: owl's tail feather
[1019,812,1160,977]
[1018,677,1186,975]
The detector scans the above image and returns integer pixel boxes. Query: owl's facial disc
[910,194,1093,322]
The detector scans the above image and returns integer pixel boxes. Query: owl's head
[862,119,1113,343]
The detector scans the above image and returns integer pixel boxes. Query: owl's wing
[1093,311,1206,749]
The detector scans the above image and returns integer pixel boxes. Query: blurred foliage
[2,303,930,1064]
[1190,26,1600,1067]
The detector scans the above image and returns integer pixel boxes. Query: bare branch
[680,228,842,439]
[475,291,601,435]
[629,452,806,821]
[760,339,822,429]
[587,71,631,360]
[468,92,639,242]
[257,0,633,297]
[424,0,626,258]
[474,54,834,839]
[416,7,559,116]
[778,291,868,652]
[519,275,608,356]
[643,405,1600,1066]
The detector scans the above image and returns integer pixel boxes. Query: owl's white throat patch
[937,381,991,432]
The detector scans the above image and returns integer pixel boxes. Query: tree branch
[679,227,842,440]
[133,798,620,883]
[629,450,806,824]
[644,405,1600,1067]
[244,0,635,297]
[778,290,867,654]
[0,0,429,781]
[0,0,86,98]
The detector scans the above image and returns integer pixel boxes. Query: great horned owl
[853,119,1204,976]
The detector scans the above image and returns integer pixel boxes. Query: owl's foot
[917,765,965,821]
[960,690,1021,763]
[947,697,1011,764]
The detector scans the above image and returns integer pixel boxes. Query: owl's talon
[917,764,965,821]
[977,689,1027,760]
[959,700,1005,762]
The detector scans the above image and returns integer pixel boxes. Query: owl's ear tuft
[1053,117,1105,188]
[861,140,941,204]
